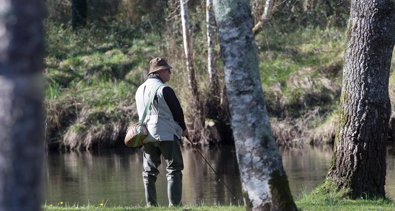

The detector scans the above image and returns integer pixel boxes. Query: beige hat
[148,57,172,75]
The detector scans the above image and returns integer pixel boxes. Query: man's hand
[182,129,189,139]
[182,129,196,146]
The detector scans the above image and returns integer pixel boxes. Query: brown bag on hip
[124,123,148,147]
[124,84,163,147]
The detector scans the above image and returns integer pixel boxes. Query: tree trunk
[252,0,274,35]
[205,0,229,144]
[328,0,395,198]
[0,1,45,210]
[179,0,205,143]
[206,0,220,112]
[213,1,297,210]
[206,0,218,87]
[72,0,87,30]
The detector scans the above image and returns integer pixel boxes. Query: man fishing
[135,57,188,207]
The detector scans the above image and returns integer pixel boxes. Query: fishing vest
[135,78,182,142]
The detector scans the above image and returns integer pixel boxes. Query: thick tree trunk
[329,0,395,198]
[0,1,45,210]
[179,0,205,142]
[72,0,87,29]
[213,0,297,210]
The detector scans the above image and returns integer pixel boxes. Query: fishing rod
[184,137,238,199]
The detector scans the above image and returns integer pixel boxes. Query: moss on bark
[268,170,298,211]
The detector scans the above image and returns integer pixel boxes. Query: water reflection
[44,146,243,206]
[280,145,332,199]
[386,144,395,200]
[44,144,395,206]
[44,149,147,206]
[281,144,395,200]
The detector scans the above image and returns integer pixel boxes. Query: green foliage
[69,123,86,133]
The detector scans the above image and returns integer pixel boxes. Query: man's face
[159,68,171,83]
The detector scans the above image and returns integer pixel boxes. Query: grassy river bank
[45,21,357,149]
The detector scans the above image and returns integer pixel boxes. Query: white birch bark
[180,0,204,141]
[206,0,222,121]
[207,0,216,84]
[0,1,45,210]
[180,0,192,66]
[213,0,296,210]
[252,0,274,35]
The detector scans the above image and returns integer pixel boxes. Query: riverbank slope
[44,21,395,149]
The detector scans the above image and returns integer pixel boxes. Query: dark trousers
[142,139,183,207]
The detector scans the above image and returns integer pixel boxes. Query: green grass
[257,27,345,89]
[43,198,395,211]
[254,26,345,119]
[296,180,395,210]
[42,182,395,211]
[297,191,395,211]
[297,198,395,211]
[43,205,243,211]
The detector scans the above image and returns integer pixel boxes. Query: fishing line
[184,137,238,199]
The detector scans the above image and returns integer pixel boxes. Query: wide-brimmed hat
[148,57,172,75]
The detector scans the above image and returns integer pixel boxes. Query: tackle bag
[124,84,163,147]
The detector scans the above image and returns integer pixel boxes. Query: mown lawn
[43,205,242,211]
[43,198,395,211]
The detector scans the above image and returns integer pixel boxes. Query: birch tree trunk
[207,0,218,88]
[180,0,205,142]
[205,0,221,119]
[252,0,274,35]
[328,0,395,198]
[0,1,45,210]
[213,1,297,210]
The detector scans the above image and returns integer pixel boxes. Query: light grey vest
[135,78,182,142]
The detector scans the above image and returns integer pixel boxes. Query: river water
[44,144,395,206]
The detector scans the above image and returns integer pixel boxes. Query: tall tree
[179,0,205,142]
[205,0,221,119]
[328,0,395,198]
[72,0,87,30]
[0,0,45,210]
[213,0,297,210]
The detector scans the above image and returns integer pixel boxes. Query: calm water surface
[44,144,395,206]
